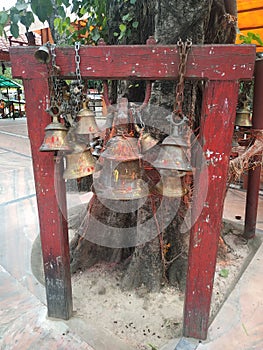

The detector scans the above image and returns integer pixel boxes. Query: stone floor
[0,118,262,349]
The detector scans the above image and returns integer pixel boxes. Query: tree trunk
[70,0,237,292]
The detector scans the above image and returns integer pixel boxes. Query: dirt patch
[71,220,258,350]
[31,208,260,350]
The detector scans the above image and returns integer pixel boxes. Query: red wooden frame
[10,43,255,339]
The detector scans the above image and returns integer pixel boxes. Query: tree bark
[70,0,238,292]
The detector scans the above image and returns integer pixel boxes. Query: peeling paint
[205,149,214,158]
[223,98,229,112]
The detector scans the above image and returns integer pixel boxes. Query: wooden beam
[0,50,10,62]
[10,44,255,81]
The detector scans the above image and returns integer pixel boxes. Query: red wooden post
[244,58,263,239]
[183,80,239,339]
[22,76,72,319]
[10,44,255,336]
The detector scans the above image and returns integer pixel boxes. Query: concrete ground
[0,118,262,350]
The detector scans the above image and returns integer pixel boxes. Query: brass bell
[135,124,159,153]
[235,102,252,127]
[152,134,192,172]
[100,135,141,161]
[75,99,99,135]
[92,134,148,200]
[155,169,188,197]
[93,158,148,200]
[63,142,96,179]
[40,116,70,152]
[34,45,51,64]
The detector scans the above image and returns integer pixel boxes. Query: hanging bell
[75,99,99,135]
[152,133,192,172]
[63,142,96,179]
[34,45,51,64]
[40,116,70,152]
[93,158,148,200]
[135,124,159,153]
[92,133,148,200]
[100,134,141,161]
[155,169,188,197]
[235,102,252,127]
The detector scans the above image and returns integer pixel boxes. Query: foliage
[219,268,229,278]
[238,31,263,46]
[113,1,139,42]
[0,0,138,45]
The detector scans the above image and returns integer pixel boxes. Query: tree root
[229,131,263,182]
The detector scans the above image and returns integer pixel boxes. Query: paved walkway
[0,118,262,349]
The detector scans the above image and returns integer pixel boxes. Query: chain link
[173,38,192,122]
[72,41,84,118]
[49,43,62,109]
[75,41,82,84]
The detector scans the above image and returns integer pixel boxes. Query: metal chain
[49,43,62,109]
[75,41,82,84]
[71,41,84,118]
[173,38,192,122]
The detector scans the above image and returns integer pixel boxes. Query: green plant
[219,268,229,278]
[239,31,263,46]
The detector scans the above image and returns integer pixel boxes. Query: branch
[229,131,263,180]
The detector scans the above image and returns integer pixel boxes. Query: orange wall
[236,0,263,51]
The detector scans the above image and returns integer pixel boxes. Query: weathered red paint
[183,80,239,339]
[11,44,255,81]
[0,51,10,62]
[22,78,72,319]
[10,44,255,337]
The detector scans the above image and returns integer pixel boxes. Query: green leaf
[20,11,34,29]
[11,13,21,25]
[0,12,8,25]
[122,13,132,22]
[10,22,19,38]
[31,0,53,23]
[219,269,229,278]
[119,23,126,32]
[57,6,66,18]
[130,0,136,4]
[132,21,138,29]
[239,31,263,46]
[15,2,29,11]
[91,27,100,42]
[62,0,70,6]
[113,32,119,37]
[54,17,61,29]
